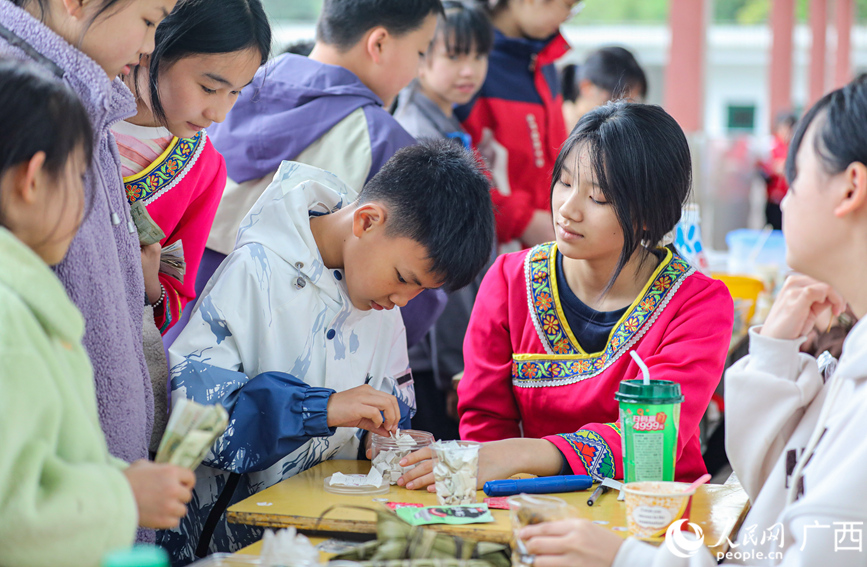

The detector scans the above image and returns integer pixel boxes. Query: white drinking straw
[630,350,651,385]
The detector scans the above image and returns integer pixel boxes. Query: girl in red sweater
[116,0,270,333]
[401,102,734,488]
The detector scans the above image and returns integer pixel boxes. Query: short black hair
[786,77,867,186]
[282,39,316,57]
[358,140,494,291]
[430,1,493,57]
[552,102,691,292]
[317,0,444,51]
[561,63,580,102]
[580,46,648,100]
[141,0,271,127]
[0,59,93,224]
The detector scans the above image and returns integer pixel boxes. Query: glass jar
[370,429,435,485]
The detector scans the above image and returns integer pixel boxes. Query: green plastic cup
[102,546,169,567]
[615,379,684,482]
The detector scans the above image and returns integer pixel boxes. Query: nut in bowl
[622,481,696,541]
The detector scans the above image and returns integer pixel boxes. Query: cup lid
[614,379,684,404]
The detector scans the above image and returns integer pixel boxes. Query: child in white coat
[165,141,495,560]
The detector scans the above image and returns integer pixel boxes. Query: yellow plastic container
[712,274,764,327]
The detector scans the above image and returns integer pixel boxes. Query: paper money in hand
[130,200,166,246]
[159,240,186,284]
[155,398,228,470]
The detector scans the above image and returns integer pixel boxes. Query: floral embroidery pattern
[514,242,693,387]
[125,132,204,205]
[558,429,616,479]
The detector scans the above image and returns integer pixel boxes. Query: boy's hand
[365,432,374,460]
[520,519,624,567]
[123,460,195,529]
[327,384,400,436]
[761,275,846,341]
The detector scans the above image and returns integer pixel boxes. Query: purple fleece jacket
[209,53,417,184]
[0,3,153,468]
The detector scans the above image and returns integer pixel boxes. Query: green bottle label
[619,402,680,482]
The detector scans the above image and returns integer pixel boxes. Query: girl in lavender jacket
[0,0,177,537]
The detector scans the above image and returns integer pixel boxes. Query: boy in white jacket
[161,141,495,561]
[519,79,867,566]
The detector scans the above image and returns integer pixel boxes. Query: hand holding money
[130,200,165,246]
[155,398,229,470]
[124,460,195,529]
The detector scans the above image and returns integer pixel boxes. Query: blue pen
[483,475,593,497]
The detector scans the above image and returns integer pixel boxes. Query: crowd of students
[0,0,865,566]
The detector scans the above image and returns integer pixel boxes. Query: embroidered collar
[516,242,693,386]
[124,131,206,206]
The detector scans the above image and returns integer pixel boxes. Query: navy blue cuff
[302,387,336,437]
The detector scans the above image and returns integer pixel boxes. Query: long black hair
[141,0,271,126]
[786,77,867,186]
[551,102,692,291]
[0,59,93,227]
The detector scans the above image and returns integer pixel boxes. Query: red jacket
[456,32,569,246]
[123,133,227,333]
[761,135,790,205]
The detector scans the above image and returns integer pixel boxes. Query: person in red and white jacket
[456,0,574,250]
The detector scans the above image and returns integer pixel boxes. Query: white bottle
[674,204,710,274]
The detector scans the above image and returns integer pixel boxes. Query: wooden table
[227,461,750,556]
[236,537,339,561]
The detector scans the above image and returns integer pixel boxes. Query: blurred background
[260,0,866,250]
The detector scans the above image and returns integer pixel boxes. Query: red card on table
[484,497,511,510]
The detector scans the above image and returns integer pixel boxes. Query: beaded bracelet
[151,284,166,309]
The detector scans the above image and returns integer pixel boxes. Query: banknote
[155,398,228,470]
[130,200,165,246]
[159,240,186,284]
